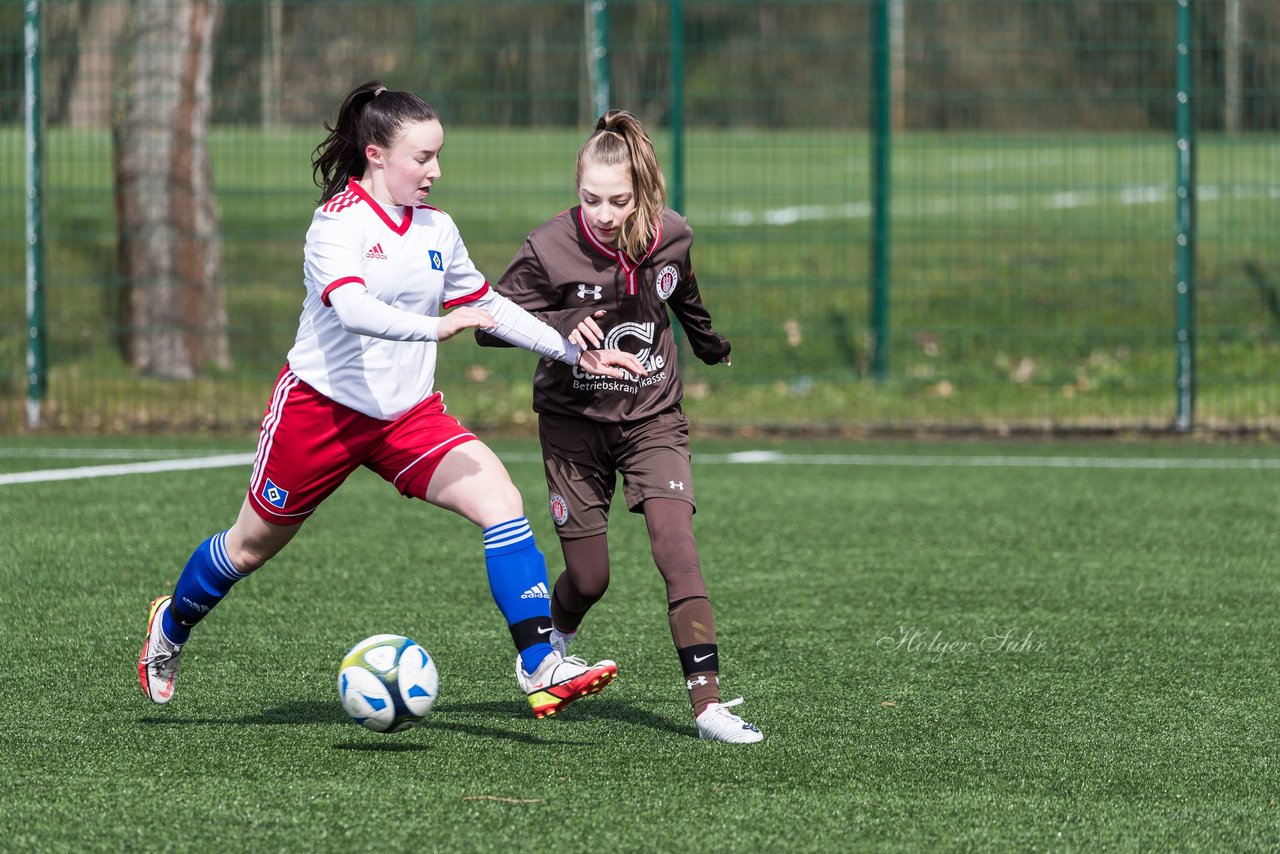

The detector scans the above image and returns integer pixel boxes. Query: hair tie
[373,86,387,97]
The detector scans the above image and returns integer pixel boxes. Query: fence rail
[1,1,1277,434]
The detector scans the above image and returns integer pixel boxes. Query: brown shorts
[538,409,696,539]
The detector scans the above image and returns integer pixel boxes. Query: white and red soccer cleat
[138,595,184,704]
[516,651,616,718]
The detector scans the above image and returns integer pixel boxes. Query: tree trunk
[113,0,228,379]
[64,2,129,128]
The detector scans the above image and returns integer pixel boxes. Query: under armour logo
[687,675,708,689]
[669,481,685,490]
[578,284,602,300]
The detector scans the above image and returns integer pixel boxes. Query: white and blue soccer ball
[338,634,438,733]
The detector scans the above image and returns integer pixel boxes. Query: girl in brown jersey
[486,110,763,743]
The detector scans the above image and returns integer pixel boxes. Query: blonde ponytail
[575,110,666,261]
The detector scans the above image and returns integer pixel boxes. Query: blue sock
[483,517,554,674]
[162,531,247,644]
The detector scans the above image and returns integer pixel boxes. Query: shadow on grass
[443,698,690,738]
[419,720,593,746]
[137,696,690,740]
[137,700,606,746]
[137,700,346,727]
[333,741,434,752]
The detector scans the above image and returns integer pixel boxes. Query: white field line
[0,448,200,460]
[711,451,1280,470]
[0,453,255,485]
[2,449,1277,487]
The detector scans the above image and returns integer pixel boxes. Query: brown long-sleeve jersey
[480,206,730,424]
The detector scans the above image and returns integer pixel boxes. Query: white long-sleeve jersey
[286,178,580,420]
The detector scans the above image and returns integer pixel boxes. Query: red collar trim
[574,207,663,296]
[577,206,625,267]
[348,177,412,236]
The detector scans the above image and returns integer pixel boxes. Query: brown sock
[669,597,721,717]
[550,579,585,634]
[551,534,611,633]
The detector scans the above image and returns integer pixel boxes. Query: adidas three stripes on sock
[483,517,554,674]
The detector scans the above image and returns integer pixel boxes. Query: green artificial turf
[1,436,1278,850]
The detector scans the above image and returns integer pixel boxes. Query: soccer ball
[338,634,439,733]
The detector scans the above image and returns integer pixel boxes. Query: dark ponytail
[312,81,440,203]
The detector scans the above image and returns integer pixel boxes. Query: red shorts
[247,366,478,524]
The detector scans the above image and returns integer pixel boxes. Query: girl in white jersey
[138,81,645,720]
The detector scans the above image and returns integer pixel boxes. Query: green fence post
[870,0,891,381]
[587,0,610,119]
[24,0,46,429]
[1174,0,1196,431]
[668,0,685,365]
[669,0,684,216]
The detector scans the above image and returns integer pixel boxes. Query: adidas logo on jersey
[365,243,387,260]
[520,582,551,600]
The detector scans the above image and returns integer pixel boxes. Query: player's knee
[489,479,525,521]
[567,565,610,603]
[651,529,696,571]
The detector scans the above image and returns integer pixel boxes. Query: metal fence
[2,0,1278,434]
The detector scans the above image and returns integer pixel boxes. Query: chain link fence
[1,0,1277,433]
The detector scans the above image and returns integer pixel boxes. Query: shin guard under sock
[484,518,554,674]
[163,531,247,644]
